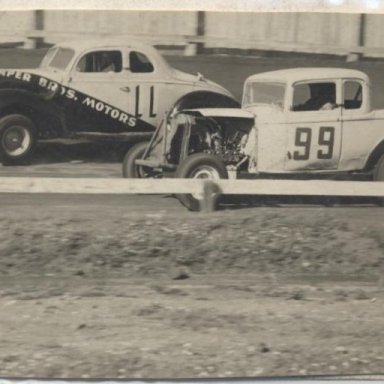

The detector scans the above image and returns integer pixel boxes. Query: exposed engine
[187,115,254,167]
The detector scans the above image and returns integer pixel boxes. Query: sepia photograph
[0,1,384,381]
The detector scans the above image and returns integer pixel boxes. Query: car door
[339,79,376,171]
[122,49,195,126]
[120,49,161,123]
[64,48,155,133]
[284,80,342,172]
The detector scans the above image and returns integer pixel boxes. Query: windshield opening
[42,47,75,71]
[39,47,57,68]
[243,81,286,108]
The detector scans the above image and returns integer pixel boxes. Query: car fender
[363,138,384,171]
[0,70,155,135]
[0,87,66,138]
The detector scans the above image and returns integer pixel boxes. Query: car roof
[54,37,159,54]
[246,68,369,83]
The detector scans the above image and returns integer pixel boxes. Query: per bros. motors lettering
[0,70,138,128]
[82,97,137,127]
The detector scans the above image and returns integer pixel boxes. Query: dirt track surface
[1,49,384,379]
[1,197,384,378]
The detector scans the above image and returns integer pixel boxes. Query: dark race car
[0,38,238,164]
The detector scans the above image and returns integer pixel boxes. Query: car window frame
[127,50,156,74]
[242,80,287,111]
[289,78,342,113]
[342,78,365,112]
[46,47,76,72]
[71,48,125,76]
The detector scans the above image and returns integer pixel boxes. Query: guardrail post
[200,180,221,212]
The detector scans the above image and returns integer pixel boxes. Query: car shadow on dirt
[219,195,384,210]
[13,140,134,165]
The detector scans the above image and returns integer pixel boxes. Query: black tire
[175,153,228,211]
[374,153,384,181]
[0,114,37,165]
[372,154,384,206]
[122,141,150,178]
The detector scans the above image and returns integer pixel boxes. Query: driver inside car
[301,83,336,111]
[99,53,116,73]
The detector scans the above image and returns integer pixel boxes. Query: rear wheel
[374,153,384,181]
[122,141,150,178]
[0,114,36,165]
[373,154,384,205]
[175,153,228,211]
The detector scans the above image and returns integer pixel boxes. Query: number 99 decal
[317,127,334,159]
[293,126,335,161]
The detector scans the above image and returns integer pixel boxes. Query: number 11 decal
[134,85,157,118]
[293,126,335,161]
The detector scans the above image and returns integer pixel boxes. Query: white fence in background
[0,11,384,57]
[205,13,360,49]
[44,10,197,38]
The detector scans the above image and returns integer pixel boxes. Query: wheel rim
[135,149,150,178]
[136,164,150,178]
[375,160,384,181]
[190,165,221,200]
[2,125,31,157]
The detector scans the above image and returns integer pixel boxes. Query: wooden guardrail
[0,177,384,196]
[0,177,384,211]
[0,374,384,384]
[1,376,384,384]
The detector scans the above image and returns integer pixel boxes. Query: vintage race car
[0,38,237,164]
[125,67,384,210]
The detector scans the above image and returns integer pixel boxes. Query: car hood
[243,104,285,123]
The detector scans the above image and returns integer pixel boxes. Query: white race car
[130,68,384,210]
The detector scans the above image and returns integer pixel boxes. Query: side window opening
[76,50,122,73]
[293,82,336,111]
[129,51,154,73]
[344,81,362,110]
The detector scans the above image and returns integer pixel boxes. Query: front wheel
[175,153,228,211]
[122,141,151,178]
[374,153,384,181]
[0,114,37,165]
[372,154,384,206]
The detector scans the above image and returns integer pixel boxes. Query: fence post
[200,180,221,213]
[347,13,366,62]
[23,10,45,49]
[196,11,205,54]
[184,11,206,56]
